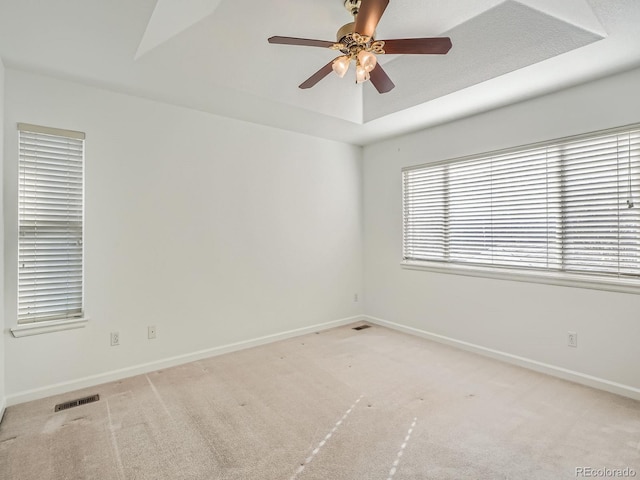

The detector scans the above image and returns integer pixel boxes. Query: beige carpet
[1,323,639,479]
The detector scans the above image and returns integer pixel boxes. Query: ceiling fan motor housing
[337,22,357,43]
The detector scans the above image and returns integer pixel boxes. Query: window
[18,123,85,324]
[402,124,640,287]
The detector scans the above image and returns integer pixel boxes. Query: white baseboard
[0,397,6,425]
[6,315,365,407]
[364,315,640,401]
[11,313,635,406]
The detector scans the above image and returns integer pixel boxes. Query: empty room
[1,0,639,479]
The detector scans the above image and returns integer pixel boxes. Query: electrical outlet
[568,331,577,348]
[111,332,120,346]
[148,326,157,340]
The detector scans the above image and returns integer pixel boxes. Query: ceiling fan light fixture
[355,63,370,83]
[332,55,351,78]
[357,49,377,72]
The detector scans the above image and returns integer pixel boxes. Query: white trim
[5,315,365,406]
[363,314,640,401]
[402,260,640,295]
[17,122,85,139]
[0,398,6,425]
[10,317,88,338]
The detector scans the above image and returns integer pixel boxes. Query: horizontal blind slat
[403,126,640,277]
[18,127,85,324]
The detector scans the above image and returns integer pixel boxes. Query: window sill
[11,317,89,338]
[401,260,640,295]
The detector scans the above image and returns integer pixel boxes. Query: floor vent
[54,394,100,412]
[353,325,372,331]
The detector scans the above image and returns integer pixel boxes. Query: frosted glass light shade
[356,64,370,83]
[332,56,351,78]
[357,50,377,73]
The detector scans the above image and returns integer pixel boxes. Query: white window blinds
[18,123,85,323]
[403,125,640,279]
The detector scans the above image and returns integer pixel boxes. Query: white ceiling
[0,0,639,145]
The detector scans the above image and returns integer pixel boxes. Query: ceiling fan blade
[354,0,389,38]
[380,37,452,55]
[369,63,395,93]
[268,36,334,48]
[299,60,335,89]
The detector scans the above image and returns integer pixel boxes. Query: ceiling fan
[268,0,452,93]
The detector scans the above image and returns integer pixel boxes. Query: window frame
[11,123,88,337]
[401,123,640,295]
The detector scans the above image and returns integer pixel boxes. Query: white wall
[363,66,640,395]
[3,70,363,402]
[5,65,640,406]
[0,58,5,415]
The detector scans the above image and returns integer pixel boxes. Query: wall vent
[54,394,100,412]
[352,325,371,331]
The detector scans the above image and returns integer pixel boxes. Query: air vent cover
[54,394,100,412]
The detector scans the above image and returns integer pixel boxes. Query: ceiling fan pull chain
[627,132,635,209]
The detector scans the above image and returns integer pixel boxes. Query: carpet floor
[1,323,639,479]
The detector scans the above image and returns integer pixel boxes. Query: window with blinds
[403,124,640,280]
[18,123,85,324]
